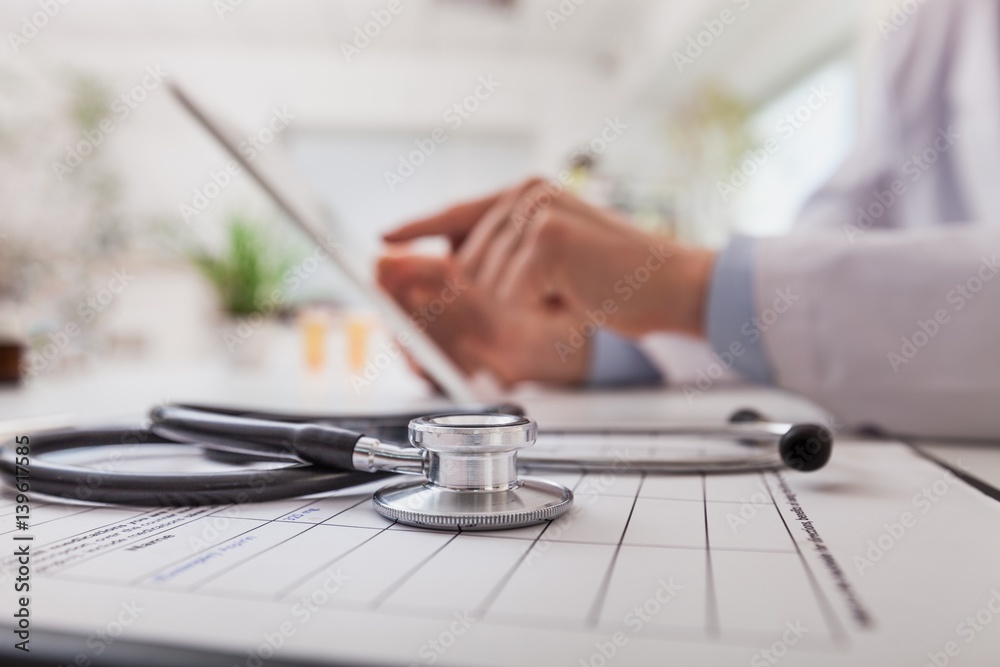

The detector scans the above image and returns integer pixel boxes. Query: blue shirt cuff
[586,328,664,387]
[705,236,774,384]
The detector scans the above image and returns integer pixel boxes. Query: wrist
[671,246,716,338]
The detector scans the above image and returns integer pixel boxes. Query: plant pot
[220,312,280,366]
[0,340,23,384]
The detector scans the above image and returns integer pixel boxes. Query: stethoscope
[0,404,833,531]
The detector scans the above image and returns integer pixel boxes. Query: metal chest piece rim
[372,413,574,530]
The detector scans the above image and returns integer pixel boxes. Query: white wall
[0,0,869,366]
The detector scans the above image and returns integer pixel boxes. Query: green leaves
[191,215,295,317]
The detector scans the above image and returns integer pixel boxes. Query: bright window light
[731,56,858,237]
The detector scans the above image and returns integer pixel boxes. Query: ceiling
[0,0,862,107]
[0,0,644,58]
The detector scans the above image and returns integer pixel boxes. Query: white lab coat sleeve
[754,225,1000,438]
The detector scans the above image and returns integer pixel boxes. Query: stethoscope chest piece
[372,414,573,530]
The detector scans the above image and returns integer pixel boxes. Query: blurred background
[0,0,892,400]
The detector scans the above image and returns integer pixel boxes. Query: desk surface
[4,360,998,487]
[1,362,998,667]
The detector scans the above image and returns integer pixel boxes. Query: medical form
[1,437,999,666]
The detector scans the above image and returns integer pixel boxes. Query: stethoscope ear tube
[519,409,834,474]
[0,427,391,506]
[164,402,526,444]
[778,423,833,471]
[730,409,832,472]
[149,405,364,470]
[0,404,834,512]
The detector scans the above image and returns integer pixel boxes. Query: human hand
[383,178,715,339]
[376,253,595,386]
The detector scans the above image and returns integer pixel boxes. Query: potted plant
[190,214,296,364]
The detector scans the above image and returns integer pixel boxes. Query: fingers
[382,177,542,248]
[382,175,599,313]
[376,254,447,293]
[495,209,570,306]
[473,217,526,293]
[383,193,499,246]
[455,185,526,279]
[375,248,595,387]
[462,179,577,293]
[376,254,495,373]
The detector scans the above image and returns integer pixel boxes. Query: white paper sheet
[1,435,999,666]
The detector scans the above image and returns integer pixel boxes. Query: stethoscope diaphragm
[372,414,573,530]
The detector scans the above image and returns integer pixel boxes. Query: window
[731,56,858,237]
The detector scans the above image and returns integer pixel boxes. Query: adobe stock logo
[672,0,753,73]
[340,0,411,63]
[545,0,588,31]
[877,0,928,40]
[887,255,999,373]
[554,245,671,363]
[717,86,833,202]
[178,107,295,223]
[844,125,959,243]
[6,0,71,54]
[51,65,169,182]
[383,75,501,192]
